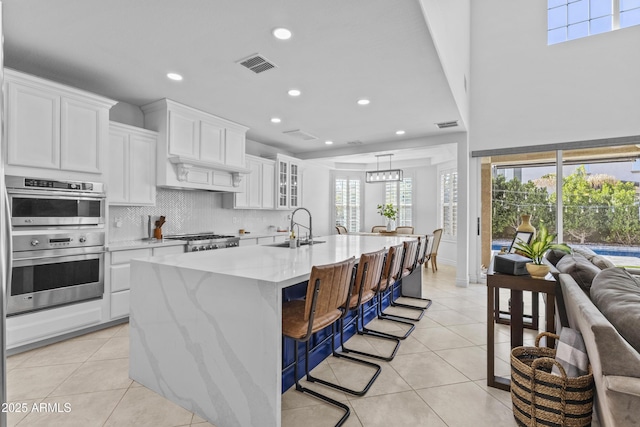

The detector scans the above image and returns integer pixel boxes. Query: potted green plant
[377,203,398,231]
[514,225,571,279]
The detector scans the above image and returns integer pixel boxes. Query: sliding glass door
[482,144,640,263]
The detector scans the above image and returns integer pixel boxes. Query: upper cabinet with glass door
[273,154,303,210]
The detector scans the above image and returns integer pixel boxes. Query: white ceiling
[2,0,463,163]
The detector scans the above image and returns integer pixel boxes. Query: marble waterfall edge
[129,259,281,427]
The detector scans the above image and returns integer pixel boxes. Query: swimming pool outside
[491,241,640,258]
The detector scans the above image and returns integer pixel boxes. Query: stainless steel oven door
[8,189,105,227]
[8,248,104,316]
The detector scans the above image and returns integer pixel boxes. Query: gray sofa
[552,249,640,427]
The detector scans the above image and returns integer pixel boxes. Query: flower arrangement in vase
[377,203,398,231]
[513,225,570,279]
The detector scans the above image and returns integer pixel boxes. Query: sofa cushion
[591,255,615,270]
[556,253,601,294]
[572,245,598,261]
[546,248,569,266]
[591,267,640,353]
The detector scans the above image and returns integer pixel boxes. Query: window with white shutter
[440,169,458,237]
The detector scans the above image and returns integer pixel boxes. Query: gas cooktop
[165,233,236,241]
[164,233,240,252]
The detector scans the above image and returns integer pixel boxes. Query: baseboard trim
[7,317,129,356]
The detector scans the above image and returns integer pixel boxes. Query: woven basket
[511,332,594,427]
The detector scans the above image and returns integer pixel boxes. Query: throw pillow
[591,267,640,353]
[572,246,598,262]
[555,253,601,294]
[552,327,589,377]
[546,248,569,266]
[591,255,615,270]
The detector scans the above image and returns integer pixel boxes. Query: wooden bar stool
[282,257,377,426]
[339,248,401,361]
[366,244,416,339]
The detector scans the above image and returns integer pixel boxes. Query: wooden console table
[486,260,557,391]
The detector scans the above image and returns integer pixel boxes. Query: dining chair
[335,225,348,234]
[371,225,386,232]
[425,228,443,270]
[395,226,414,234]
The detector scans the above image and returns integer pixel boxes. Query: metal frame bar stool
[339,248,401,361]
[386,239,426,321]
[393,236,433,311]
[365,244,416,340]
[282,257,379,426]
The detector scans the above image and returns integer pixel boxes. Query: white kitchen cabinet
[168,109,199,158]
[142,98,250,192]
[223,155,276,209]
[108,122,157,206]
[273,154,303,210]
[4,69,116,175]
[224,128,246,168]
[199,117,225,164]
[108,245,185,319]
[5,299,104,350]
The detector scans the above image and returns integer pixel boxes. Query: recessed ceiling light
[357,98,370,105]
[271,117,282,124]
[288,89,301,97]
[325,140,334,145]
[395,130,406,135]
[273,28,292,40]
[167,73,183,81]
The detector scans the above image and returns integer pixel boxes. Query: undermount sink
[268,240,326,248]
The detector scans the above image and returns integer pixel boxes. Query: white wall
[300,161,332,237]
[419,0,471,127]
[470,1,640,152]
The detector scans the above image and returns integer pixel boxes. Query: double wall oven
[5,176,106,316]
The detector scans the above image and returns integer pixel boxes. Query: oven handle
[7,189,106,199]
[13,247,105,263]
[4,186,12,287]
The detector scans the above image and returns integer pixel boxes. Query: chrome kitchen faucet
[290,207,313,244]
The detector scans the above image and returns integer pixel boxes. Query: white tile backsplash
[108,188,290,242]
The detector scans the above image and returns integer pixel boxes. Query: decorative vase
[517,214,536,236]
[386,219,396,232]
[526,262,550,279]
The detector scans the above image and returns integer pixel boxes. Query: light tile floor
[5,265,560,426]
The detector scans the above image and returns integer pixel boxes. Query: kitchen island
[129,234,417,427]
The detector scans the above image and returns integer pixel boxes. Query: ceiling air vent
[283,129,317,141]
[347,140,363,145]
[436,120,458,129]
[237,53,277,74]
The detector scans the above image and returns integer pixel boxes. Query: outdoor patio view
[492,157,640,257]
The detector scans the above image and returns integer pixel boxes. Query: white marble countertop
[107,238,187,252]
[135,234,417,287]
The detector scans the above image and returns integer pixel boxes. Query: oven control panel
[24,178,93,191]
[13,231,106,253]
[5,175,105,193]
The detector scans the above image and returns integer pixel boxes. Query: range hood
[169,156,251,189]
[142,98,251,193]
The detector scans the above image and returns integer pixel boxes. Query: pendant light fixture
[366,154,403,183]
